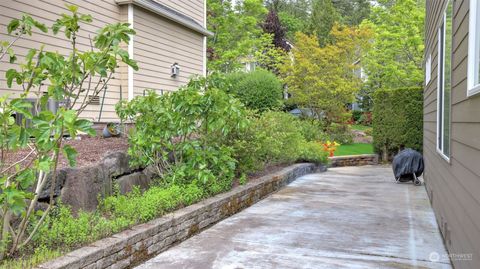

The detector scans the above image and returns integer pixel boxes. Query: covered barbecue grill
[392,148,424,186]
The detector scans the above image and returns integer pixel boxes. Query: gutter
[115,0,213,37]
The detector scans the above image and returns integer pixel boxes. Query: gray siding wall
[425,1,480,268]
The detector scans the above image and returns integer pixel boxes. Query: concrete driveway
[136,166,451,269]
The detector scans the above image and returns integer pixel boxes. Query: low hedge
[372,87,423,160]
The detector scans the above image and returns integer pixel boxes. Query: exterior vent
[89,95,100,105]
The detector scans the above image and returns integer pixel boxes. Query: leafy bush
[297,119,327,142]
[326,123,354,144]
[253,112,303,164]
[352,110,363,122]
[231,112,329,175]
[358,112,372,126]
[116,85,247,191]
[224,69,284,111]
[372,87,423,160]
[299,141,329,163]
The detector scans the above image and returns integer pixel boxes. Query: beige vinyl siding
[0,0,206,121]
[159,0,204,25]
[0,0,126,122]
[132,6,204,95]
[424,0,480,268]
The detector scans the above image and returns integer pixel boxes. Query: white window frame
[437,3,451,162]
[425,53,431,85]
[468,0,480,96]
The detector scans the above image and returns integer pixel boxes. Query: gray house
[424,1,480,268]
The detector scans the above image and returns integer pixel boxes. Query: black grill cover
[392,148,424,180]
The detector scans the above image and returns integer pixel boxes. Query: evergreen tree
[332,0,371,26]
[308,0,339,47]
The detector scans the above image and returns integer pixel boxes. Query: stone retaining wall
[329,154,379,167]
[41,151,155,212]
[37,163,323,269]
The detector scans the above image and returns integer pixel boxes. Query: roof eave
[115,0,213,37]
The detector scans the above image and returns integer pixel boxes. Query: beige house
[424,1,480,268]
[0,0,211,122]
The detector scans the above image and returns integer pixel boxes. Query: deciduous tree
[361,0,425,91]
[207,0,268,72]
[280,25,371,125]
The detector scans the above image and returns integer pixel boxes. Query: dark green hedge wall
[372,87,423,160]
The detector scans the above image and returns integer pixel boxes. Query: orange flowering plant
[323,141,340,157]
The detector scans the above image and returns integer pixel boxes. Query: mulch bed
[3,135,129,171]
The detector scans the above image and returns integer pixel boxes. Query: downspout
[128,4,134,101]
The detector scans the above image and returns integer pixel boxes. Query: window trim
[425,53,431,85]
[468,0,480,96]
[436,6,451,162]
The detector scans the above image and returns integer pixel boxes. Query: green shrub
[225,69,284,111]
[372,87,423,160]
[299,141,329,163]
[231,112,329,175]
[253,111,303,164]
[326,123,354,144]
[116,86,247,190]
[352,110,363,122]
[297,119,327,142]
[358,112,372,126]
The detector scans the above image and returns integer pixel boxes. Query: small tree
[262,9,290,51]
[0,6,137,258]
[280,25,371,126]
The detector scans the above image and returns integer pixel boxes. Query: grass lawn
[335,143,374,156]
[351,124,372,131]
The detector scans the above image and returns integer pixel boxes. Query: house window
[468,0,480,96]
[437,1,452,160]
[425,54,431,85]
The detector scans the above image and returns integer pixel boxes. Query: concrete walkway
[136,166,451,269]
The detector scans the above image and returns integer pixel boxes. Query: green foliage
[297,119,327,142]
[358,112,372,126]
[280,26,371,126]
[352,111,363,123]
[231,111,329,175]
[332,0,371,26]
[299,141,329,163]
[116,81,248,194]
[309,0,339,46]
[224,69,283,112]
[253,111,304,164]
[207,0,269,71]
[0,245,61,269]
[361,0,424,91]
[372,87,423,160]
[326,122,354,144]
[278,12,308,41]
[29,183,204,255]
[0,7,136,258]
